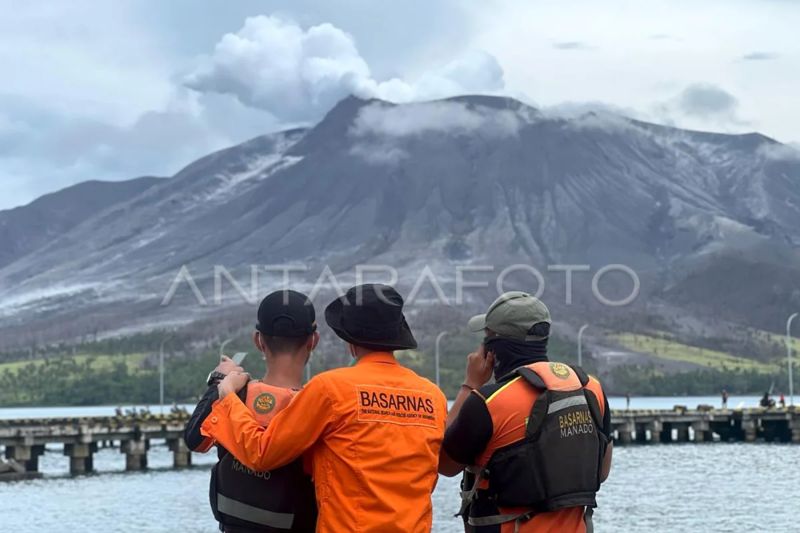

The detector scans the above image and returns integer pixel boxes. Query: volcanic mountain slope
[0,95,799,348]
[0,176,163,269]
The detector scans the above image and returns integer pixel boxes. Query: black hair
[262,334,312,355]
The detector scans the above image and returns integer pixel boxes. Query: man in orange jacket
[201,284,448,533]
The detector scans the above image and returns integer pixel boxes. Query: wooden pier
[1,406,798,480]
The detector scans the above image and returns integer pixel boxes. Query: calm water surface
[1,399,797,532]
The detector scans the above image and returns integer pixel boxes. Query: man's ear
[253,331,264,353]
[308,331,320,352]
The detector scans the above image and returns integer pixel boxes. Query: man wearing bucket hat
[200,284,447,533]
[439,291,613,533]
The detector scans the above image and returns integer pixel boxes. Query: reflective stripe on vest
[216,493,295,529]
[547,394,588,414]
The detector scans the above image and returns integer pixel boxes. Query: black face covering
[484,336,549,381]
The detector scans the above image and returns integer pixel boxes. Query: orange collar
[356,352,398,366]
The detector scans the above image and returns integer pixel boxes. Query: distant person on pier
[626,392,631,410]
[721,389,728,409]
[439,292,613,533]
[760,392,775,408]
[201,284,447,533]
[779,393,786,408]
[184,290,319,533]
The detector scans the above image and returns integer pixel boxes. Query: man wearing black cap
[184,290,319,533]
[200,284,448,533]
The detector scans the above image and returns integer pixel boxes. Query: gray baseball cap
[468,291,551,341]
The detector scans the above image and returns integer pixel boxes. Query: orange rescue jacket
[201,352,448,533]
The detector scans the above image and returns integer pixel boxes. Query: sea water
[1,399,797,532]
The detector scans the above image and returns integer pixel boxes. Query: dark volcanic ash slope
[1,95,799,347]
[0,176,163,269]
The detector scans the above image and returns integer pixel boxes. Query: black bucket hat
[325,284,417,351]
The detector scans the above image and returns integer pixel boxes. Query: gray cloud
[740,51,779,61]
[553,41,594,50]
[649,83,750,132]
[0,93,282,209]
[677,84,739,118]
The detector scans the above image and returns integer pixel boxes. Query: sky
[0,0,797,210]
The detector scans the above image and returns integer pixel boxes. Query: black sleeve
[601,393,612,439]
[183,385,220,450]
[442,392,494,466]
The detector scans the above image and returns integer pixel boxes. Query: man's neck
[352,347,394,359]
[495,353,549,383]
[262,353,305,389]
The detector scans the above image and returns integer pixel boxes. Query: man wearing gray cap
[439,292,613,533]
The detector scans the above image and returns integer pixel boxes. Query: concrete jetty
[0,413,192,479]
[610,406,800,444]
[1,406,798,480]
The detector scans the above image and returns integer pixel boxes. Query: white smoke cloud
[348,100,526,165]
[539,101,644,134]
[758,142,800,162]
[184,16,506,122]
[349,143,409,165]
[561,112,643,134]
[351,101,525,138]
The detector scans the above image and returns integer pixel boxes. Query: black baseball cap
[256,290,317,337]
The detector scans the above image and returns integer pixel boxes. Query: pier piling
[691,421,712,442]
[168,438,192,468]
[2,408,800,480]
[64,443,96,475]
[791,419,800,443]
[121,438,148,471]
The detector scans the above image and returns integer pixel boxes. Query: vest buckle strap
[468,511,535,533]
[455,467,487,518]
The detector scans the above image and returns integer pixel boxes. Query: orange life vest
[213,381,317,532]
[463,362,608,533]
